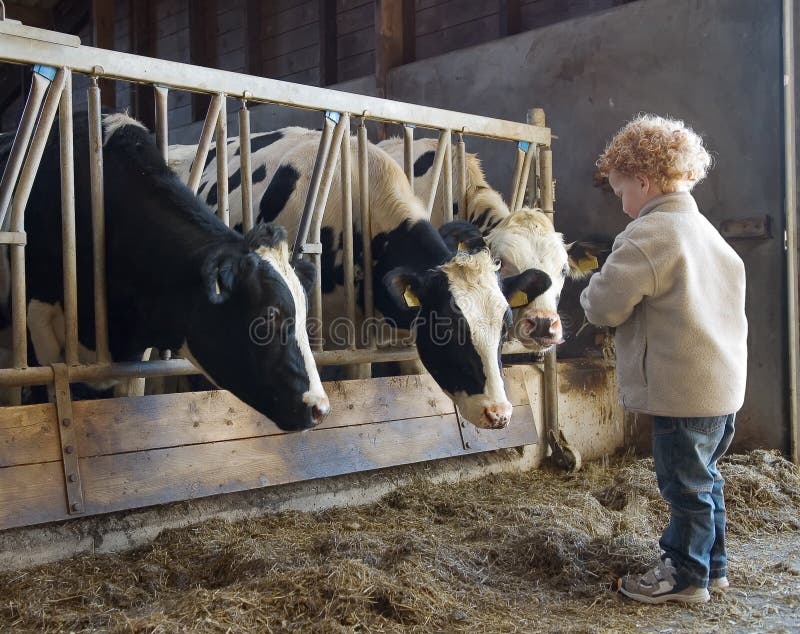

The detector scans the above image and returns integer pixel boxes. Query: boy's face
[608,170,660,220]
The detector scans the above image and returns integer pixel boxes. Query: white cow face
[486,208,589,352]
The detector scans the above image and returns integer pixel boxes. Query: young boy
[581,114,748,604]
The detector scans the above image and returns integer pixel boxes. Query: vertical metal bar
[784,0,799,463]
[403,123,414,193]
[59,69,79,367]
[291,112,336,264]
[187,93,223,193]
[310,113,348,342]
[0,71,50,230]
[215,94,229,226]
[529,108,546,209]
[358,119,374,345]
[239,100,254,233]
[10,67,67,370]
[154,85,169,163]
[456,132,467,218]
[425,129,449,217]
[340,114,355,349]
[540,147,554,218]
[88,77,110,364]
[512,142,534,212]
[443,129,453,223]
[509,145,525,212]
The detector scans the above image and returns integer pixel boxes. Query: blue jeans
[652,414,736,588]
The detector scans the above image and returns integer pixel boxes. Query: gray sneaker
[709,576,730,591]
[617,558,710,604]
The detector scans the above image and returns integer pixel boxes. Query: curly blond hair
[596,114,711,192]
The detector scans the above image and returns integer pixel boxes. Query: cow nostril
[311,403,330,423]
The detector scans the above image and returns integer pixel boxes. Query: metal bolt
[460,421,467,428]
[465,442,471,449]
[64,445,74,454]
[62,417,71,427]
[70,502,81,512]
[68,474,77,483]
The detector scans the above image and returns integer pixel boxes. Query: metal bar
[239,100,254,233]
[0,232,25,245]
[154,84,169,162]
[291,112,335,264]
[52,363,85,515]
[443,129,453,223]
[513,142,534,212]
[0,39,550,144]
[59,68,79,367]
[9,67,66,370]
[784,0,799,463]
[215,93,229,226]
[456,133,467,218]
[88,77,111,364]
[339,114,356,349]
[403,123,414,193]
[0,70,50,230]
[425,130,449,217]
[358,119,375,344]
[310,113,347,340]
[187,93,223,193]
[540,147,554,217]
[509,144,525,212]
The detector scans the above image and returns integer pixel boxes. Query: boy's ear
[501,269,552,309]
[383,267,424,310]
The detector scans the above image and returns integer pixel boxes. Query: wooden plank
[375,0,406,103]
[339,51,373,82]
[0,403,59,467]
[129,0,156,130]
[262,1,318,38]
[337,0,373,12]
[279,67,320,86]
[189,0,218,120]
[415,0,498,37]
[0,462,67,528]
[217,5,244,36]
[416,13,499,60]
[265,44,319,78]
[338,24,373,59]
[264,0,306,17]
[319,0,338,86]
[337,2,372,36]
[403,0,416,64]
[245,0,264,76]
[262,23,318,61]
[499,0,521,36]
[3,2,54,29]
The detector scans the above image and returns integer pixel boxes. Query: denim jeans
[652,414,736,588]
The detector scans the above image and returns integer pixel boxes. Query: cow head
[384,249,550,429]
[184,223,329,431]
[485,208,601,352]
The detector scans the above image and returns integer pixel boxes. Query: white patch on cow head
[440,250,512,429]
[102,112,148,146]
[254,242,330,418]
[486,207,568,351]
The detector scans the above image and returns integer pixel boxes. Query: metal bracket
[52,363,85,515]
[299,242,322,254]
[0,231,26,245]
[517,140,531,153]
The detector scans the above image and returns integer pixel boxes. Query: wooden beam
[245,0,264,76]
[403,0,415,64]
[2,2,54,29]
[189,0,218,121]
[375,0,406,99]
[129,0,156,130]
[92,0,116,108]
[319,0,338,86]
[499,0,521,37]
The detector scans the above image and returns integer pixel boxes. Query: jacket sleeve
[579,237,656,327]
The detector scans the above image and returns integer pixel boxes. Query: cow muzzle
[518,312,563,349]
[481,401,513,429]
[305,392,331,426]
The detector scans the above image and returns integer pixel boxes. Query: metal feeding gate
[0,13,561,531]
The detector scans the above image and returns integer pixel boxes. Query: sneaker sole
[619,584,710,605]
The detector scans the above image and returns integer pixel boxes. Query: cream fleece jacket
[580,192,747,417]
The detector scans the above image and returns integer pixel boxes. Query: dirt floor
[1,450,799,633]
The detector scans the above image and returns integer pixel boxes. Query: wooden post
[375,0,409,138]
[91,0,116,108]
[129,0,155,130]
[499,0,521,36]
[319,0,338,86]
[189,0,218,122]
[245,0,263,77]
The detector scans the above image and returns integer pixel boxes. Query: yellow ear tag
[508,290,530,309]
[457,241,467,252]
[577,254,599,273]
[404,286,421,308]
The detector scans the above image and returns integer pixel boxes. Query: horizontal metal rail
[0,29,549,145]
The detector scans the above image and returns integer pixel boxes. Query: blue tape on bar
[325,111,341,123]
[404,123,416,129]
[33,65,57,81]
[517,141,531,153]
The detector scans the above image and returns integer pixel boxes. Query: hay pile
[1,450,799,633]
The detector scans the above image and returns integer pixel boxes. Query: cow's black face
[185,225,329,431]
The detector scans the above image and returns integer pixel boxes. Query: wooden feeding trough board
[0,365,538,530]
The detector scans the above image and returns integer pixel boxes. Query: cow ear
[293,258,316,295]
[566,236,613,278]
[383,267,424,310]
[201,252,237,304]
[502,268,552,309]
[457,235,486,253]
[244,222,288,251]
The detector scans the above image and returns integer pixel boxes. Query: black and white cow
[378,136,601,352]
[169,128,551,429]
[0,114,329,430]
